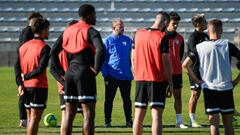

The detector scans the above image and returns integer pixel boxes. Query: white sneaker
[19,119,27,127]
[176,123,188,129]
[191,121,202,128]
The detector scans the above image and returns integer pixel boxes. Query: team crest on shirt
[122,41,127,46]
[175,39,180,45]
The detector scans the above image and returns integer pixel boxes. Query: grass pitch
[0,67,239,135]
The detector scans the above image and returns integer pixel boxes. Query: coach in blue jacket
[101,18,133,128]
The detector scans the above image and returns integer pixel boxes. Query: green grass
[0,67,239,135]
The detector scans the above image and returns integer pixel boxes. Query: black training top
[18,26,34,46]
[187,30,209,79]
[50,27,105,81]
[189,41,240,70]
[15,37,50,86]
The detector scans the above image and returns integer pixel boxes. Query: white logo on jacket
[122,42,127,46]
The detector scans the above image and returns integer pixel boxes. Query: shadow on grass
[70,124,226,128]
[3,130,240,134]
[1,125,239,134]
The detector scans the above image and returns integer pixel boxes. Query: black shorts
[59,94,82,113]
[24,88,48,109]
[172,74,182,89]
[189,76,201,90]
[203,89,234,114]
[64,65,96,103]
[135,81,168,109]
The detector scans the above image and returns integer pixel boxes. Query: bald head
[112,18,123,29]
[112,18,124,35]
[152,11,170,31]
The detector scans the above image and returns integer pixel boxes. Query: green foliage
[0,67,239,134]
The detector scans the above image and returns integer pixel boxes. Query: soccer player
[50,20,83,134]
[17,12,43,127]
[50,4,105,135]
[15,17,50,135]
[132,11,173,135]
[165,12,187,129]
[187,14,209,128]
[182,19,240,135]
[19,12,43,46]
[101,18,133,128]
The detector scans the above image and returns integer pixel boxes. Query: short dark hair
[192,14,205,27]
[78,4,95,18]
[31,18,50,34]
[67,20,78,26]
[169,12,181,21]
[157,11,170,22]
[28,12,43,21]
[208,19,222,33]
